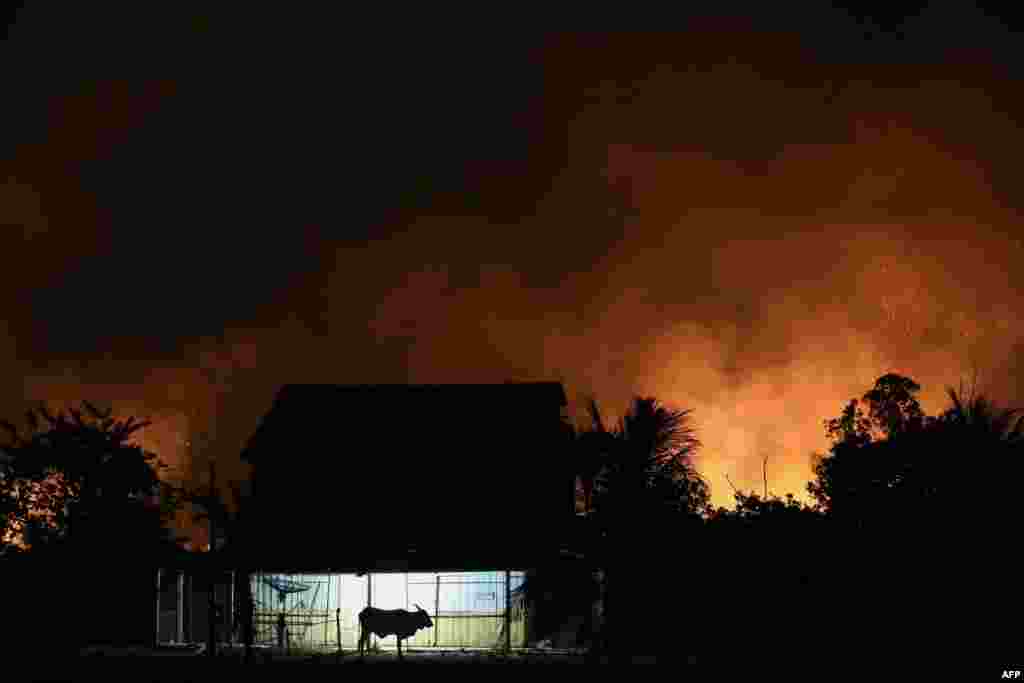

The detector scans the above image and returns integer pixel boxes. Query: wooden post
[207,570,216,657]
[208,461,217,554]
[154,567,162,648]
[243,569,254,661]
[367,573,372,651]
[177,570,185,643]
[504,569,511,653]
[601,561,611,660]
[522,568,536,646]
[227,571,235,644]
[434,575,440,647]
[336,608,342,656]
[186,571,193,643]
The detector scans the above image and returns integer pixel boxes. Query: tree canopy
[575,396,710,529]
[809,372,1024,534]
[0,401,185,559]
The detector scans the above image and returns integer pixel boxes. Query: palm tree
[510,395,708,657]
[511,400,607,648]
[600,397,705,524]
[576,396,705,659]
[929,383,1024,515]
[937,384,1024,443]
[573,398,616,516]
[910,383,1023,643]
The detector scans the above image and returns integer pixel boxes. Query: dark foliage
[0,401,184,556]
[803,373,1024,652]
[0,402,191,657]
[559,396,711,657]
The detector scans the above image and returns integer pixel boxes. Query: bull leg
[397,637,403,661]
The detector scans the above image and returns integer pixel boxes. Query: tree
[0,401,184,555]
[809,373,929,519]
[822,398,873,449]
[517,399,612,652]
[860,373,926,439]
[820,373,925,450]
[704,491,824,643]
[556,395,710,658]
[935,382,1024,445]
[927,382,1024,518]
[711,491,821,524]
[573,398,616,516]
[596,396,708,522]
[177,475,259,658]
[577,396,707,660]
[812,374,1024,652]
[0,451,19,555]
[811,372,1024,524]
[929,383,1024,651]
[0,402,191,656]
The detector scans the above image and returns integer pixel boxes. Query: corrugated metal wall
[242,570,525,651]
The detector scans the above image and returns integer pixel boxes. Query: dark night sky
[3,6,1024,509]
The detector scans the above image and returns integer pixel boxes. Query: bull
[357,604,433,660]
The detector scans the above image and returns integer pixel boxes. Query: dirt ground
[67,644,680,667]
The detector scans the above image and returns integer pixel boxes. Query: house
[159,382,583,653]
[230,382,576,573]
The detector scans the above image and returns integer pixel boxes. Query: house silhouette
[230,382,575,573]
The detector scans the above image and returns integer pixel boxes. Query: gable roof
[232,382,574,568]
[241,382,568,464]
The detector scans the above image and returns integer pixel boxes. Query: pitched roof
[241,382,568,463]
[232,382,574,565]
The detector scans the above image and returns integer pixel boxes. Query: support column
[434,575,440,647]
[504,569,511,653]
[154,568,162,648]
[207,571,216,657]
[177,570,185,643]
[186,571,193,643]
[367,573,373,650]
[242,568,254,661]
[227,571,235,644]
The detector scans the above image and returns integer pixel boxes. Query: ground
[59,644,678,671]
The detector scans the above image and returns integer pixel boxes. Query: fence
[251,570,527,652]
[158,570,526,652]
[403,573,526,649]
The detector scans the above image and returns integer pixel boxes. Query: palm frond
[82,401,111,421]
[0,420,20,446]
[942,386,1024,442]
[586,396,608,435]
[1008,414,1024,442]
[38,403,57,427]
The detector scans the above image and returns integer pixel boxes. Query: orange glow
[4,29,1024,527]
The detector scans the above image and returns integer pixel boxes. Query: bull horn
[413,603,423,611]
